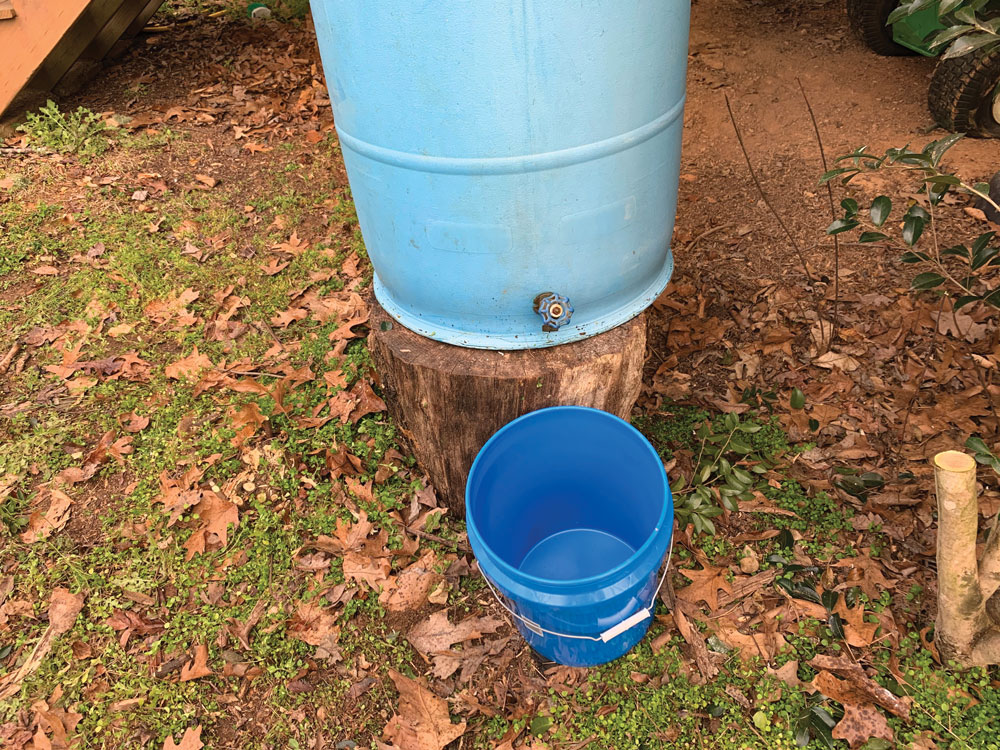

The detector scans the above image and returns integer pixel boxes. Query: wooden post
[369,301,647,518]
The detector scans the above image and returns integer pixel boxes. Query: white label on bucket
[600,609,651,642]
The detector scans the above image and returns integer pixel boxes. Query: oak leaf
[179,644,212,682]
[163,726,203,750]
[676,565,733,610]
[407,610,502,655]
[831,702,894,749]
[382,670,466,750]
[165,347,213,381]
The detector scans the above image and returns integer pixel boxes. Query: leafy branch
[889,0,1000,58]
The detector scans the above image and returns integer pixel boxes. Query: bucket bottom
[519,529,635,581]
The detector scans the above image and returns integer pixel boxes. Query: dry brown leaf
[813,351,860,372]
[48,588,85,635]
[715,622,786,662]
[348,380,387,423]
[163,725,203,750]
[382,669,466,750]
[274,231,308,256]
[407,610,502,655]
[343,552,391,589]
[165,347,213,381]
[809,654,912,720]
[0,589,84,701]
[121,413,150,433]
[832,702,894,749]
[676,565,733,611]
[288,602,341,662]
[21,490,73,544]
[381,551,445,612]
[179,644,212,682]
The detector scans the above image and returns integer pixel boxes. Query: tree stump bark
[369,301,646,518]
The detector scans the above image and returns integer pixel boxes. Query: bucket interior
[467,408,666,583]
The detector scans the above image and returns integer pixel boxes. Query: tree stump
[369,302,646,518]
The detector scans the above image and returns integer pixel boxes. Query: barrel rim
[465,405,671,589]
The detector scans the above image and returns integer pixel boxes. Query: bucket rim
[465,405,671,589]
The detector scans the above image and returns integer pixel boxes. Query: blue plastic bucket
[466,407,674,666]
[309,1,689,349]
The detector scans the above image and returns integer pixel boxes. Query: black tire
[847,0,917,56]
[929,48,1000,137]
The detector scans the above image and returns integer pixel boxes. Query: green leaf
[966,436,992,456]
[828,612,846,640]
[911,272,946,290]
[860,740,894,750]
[819,167,857,184]
[901,251,930,263]
[923,173,962,185]
[790,387,805,410]
[939,0,965,14]
[858,231,889,243]
[530,716,552,736]
[840,197,859,217]
[827,218,860,235]
[808,418,820,432]
[943,32,1000,59]
[902,215,925,246]
[753,711,769,732]
[953,294,981,310]
[870,195,892,227]
[822,589,840,612]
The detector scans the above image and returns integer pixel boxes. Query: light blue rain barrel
[310,1,690,349]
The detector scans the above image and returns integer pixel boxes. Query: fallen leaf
[274,231,307,256]
[343,552,391,589]
[676,565,733,611]
[48,588,85,635]
[831,702,894,749]
[813,351,860,372]
[21,490,73,544]
[163,725,203,750]
[288,602,341,662]
[809,654,912,720]
[180,644,212,682]
[348,380,387,423]
[382,670,466,750]
[381,551,445,612]
[194,174,217,188]
[165,347,213,381]
[407,610,502,655]
[260,257,289,276]
[121,413,150,433]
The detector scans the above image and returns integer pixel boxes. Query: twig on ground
[681,223,734,257]
[798,78,838,347]
[724,93,814,282]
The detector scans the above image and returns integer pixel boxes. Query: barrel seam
[335,97,686,175]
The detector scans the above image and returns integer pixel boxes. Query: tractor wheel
[929,48,1000,137]
[847,0,916,56]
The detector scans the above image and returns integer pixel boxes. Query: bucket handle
[480,535,675,644]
